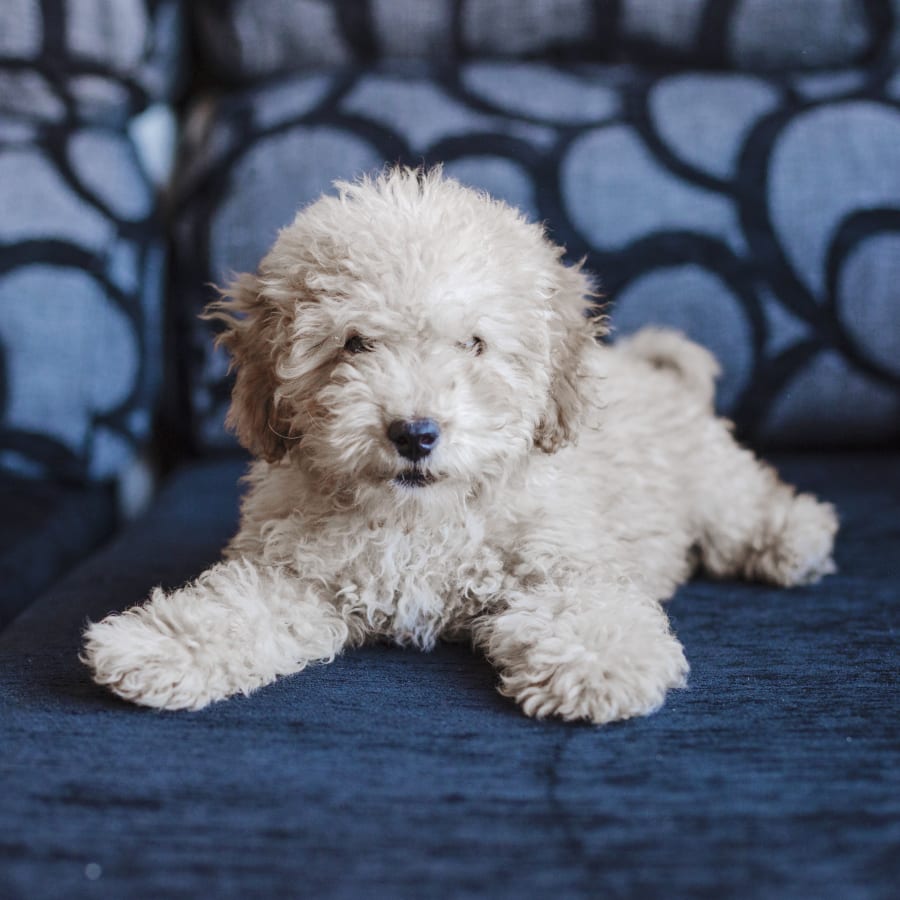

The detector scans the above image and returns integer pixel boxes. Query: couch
[1,2,898,897]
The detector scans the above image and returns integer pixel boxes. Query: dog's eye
[459,336,486,356]
[344,335,373,354]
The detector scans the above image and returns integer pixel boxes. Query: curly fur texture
[83,167,838,723]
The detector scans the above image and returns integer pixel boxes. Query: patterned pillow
[192,0,899,80]
[0,115,165,482]
[0,0,184,124]
[0,0,181,486]
[174,62,900,450]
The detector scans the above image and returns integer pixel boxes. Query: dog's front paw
[497,605,689,725]
[82,600,222,711]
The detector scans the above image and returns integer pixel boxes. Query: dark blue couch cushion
[1,454,898,897]
[0,474,115,629]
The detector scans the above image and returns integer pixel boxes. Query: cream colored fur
[82,168,838,723]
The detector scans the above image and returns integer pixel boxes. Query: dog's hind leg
[82,558,350,710]
[691,422,838,587]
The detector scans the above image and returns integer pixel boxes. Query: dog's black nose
[388,418,440,461]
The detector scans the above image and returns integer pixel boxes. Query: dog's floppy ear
[203,273,295,462]
[534,260,605,454]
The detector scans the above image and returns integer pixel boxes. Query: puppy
[83,167,838,723]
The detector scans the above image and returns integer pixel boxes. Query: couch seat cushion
[0,474,115,629]
[1,453,898,897]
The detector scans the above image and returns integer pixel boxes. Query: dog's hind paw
[755,494,839,587]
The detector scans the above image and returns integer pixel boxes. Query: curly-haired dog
[82,168,838,723]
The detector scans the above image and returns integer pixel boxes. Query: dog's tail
[618,327,721,408]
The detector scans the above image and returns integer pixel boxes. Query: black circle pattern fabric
[0,0,184,125]
[174,61,900,450]
[191,0,900,79]
[0,116,164,482]
[0,0,181,484]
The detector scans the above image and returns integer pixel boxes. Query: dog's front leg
[82,558,349,710]
[473,577,689,724]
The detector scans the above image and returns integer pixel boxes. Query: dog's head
[206,167,603,506]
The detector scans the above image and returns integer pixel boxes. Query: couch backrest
[0,0,184,124]
[175,3,900,452]
[3,1,898,487]
[0,0,184,484]
[192,0,900,82]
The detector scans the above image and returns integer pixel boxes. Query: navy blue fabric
[1,454,898,898]
[0,475,115,629]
